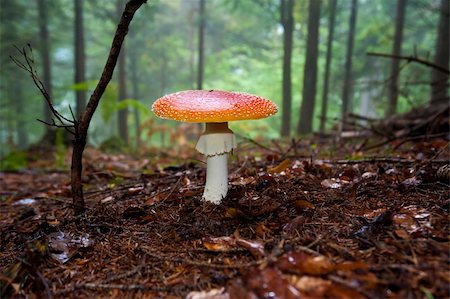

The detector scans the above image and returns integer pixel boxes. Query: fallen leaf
[335,261,368,271]
[202,236,236,251]
[321,178,342,189]
[294,199,315,210]
[289,275,331,293]
[235,239,265,259]
[277,251,335,275]
[228,267,301,299]
[186,288,229,299]
[268,159,291,174]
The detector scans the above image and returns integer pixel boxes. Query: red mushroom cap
[152,90,278,123]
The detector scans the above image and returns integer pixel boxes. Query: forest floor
[0,136,449,299]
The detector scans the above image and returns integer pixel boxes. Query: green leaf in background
[115,99,150,116]
[0,150,28,171]
[70,81,90,91]
[101,95,149,123]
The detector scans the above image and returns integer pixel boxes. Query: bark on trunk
[341,0,358,129]
[71,0,146,215]
[130,46,141,147]
[431,0,449,103]
[74,0,86,118]
[298,0,321,134]
[117,0,129,143]
[280,0,294,137]
[14,79,28,149]
[197,0,205,90]
[37,0,53,128]
[387,0,407,116]
[319,0,337,133]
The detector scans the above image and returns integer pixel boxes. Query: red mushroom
[152,90,277,204]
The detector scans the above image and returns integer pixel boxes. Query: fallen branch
[367,52,450,75]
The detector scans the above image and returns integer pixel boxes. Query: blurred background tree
[0,0,447,158]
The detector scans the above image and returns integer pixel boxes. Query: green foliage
[99,136,128,153]
[420,287,435,299]
[115,99,150,116]
[101,94,149,124]
[0,0,443,151]
[0,150,28,171]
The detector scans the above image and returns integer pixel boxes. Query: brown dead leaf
[186,288,229,299]
[235,239,265,259]
[202,236,236,251]
[289,275,332,293]
[267,159,291,174]
[394,229,411,240]
[277,251,335,275]
[321,178,342,189]
[335,261,368,271]
[327,283,366,299]
[294,199,315,210]
[255,223,271,238]
[228,267,301,299]
[224,207,240,218]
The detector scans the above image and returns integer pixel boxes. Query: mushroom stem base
[203,153,228,204]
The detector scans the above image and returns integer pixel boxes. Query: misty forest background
[0,0,448,159]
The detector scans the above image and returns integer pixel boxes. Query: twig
[328,274,373,299]
[104,265,145,283]
[80,283,149,290]
[11,45,76,135]
[35,270,53,299]
[321,157,449,165]
[53,283,174,296]
[142,248,263,269]
[367,52,450,75]
[235,133,281,154]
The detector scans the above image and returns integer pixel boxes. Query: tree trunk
[431,0,449,103]
[14,79,28,149]
[280,0,294,137]
[117,0,129,143]
[37,0,52,129]
[319,0,337,133]
[298,0,321,134]
[74,0,86,118]
[71,0,146,216]
[197,0,205,90]
[387,0,407,116]
[129,45,141,147]
[187,2,196,89]
[341,0,358,129]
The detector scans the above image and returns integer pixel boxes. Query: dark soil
[1,138,449,298]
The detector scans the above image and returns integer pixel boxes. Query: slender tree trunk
[71,0,146,215]
[14,79,28,149]
[298,0,321,134]
[387,0,407,116]
[319,0,337,133]
[129,46,141,147]
[37,0,52,129]
[280,0,294,137]
[197,0,205,90]
[74,0,86,118]
[117,0,129,143]
[187,2,196,89]
[341,0,358,129]
[431,0,449,103]
[159,52,168,147]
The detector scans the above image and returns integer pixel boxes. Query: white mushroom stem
[195,122,236,204]
[203,153,228,204]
